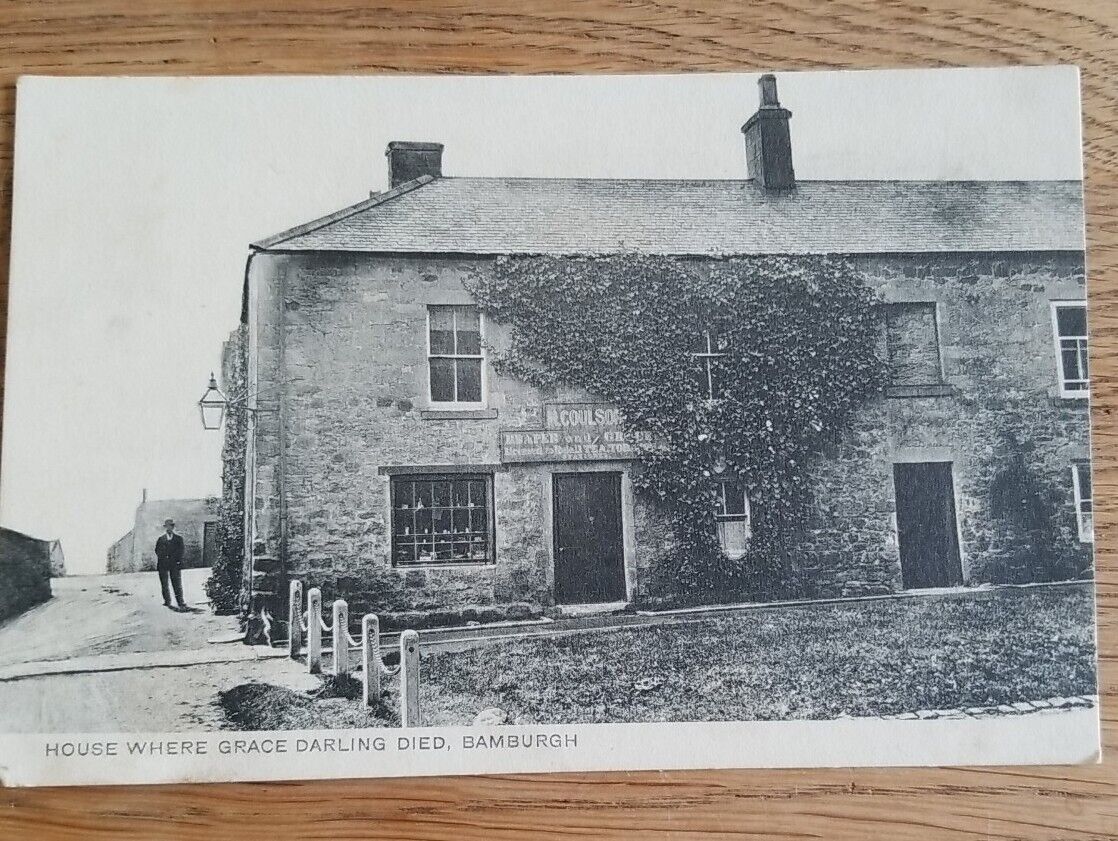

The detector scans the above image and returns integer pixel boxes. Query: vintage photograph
[0,67,1099,785]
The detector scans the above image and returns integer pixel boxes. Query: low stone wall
[0,528,53,621]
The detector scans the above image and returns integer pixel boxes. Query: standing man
[155,518,187,610]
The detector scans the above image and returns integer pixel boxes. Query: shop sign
[499,403,651,463]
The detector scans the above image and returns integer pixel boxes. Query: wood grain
[1,1,1116,837]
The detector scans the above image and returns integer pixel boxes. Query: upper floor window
[1052,302,1089,398]
[885,302,943,386]
[428,305,484,406]
[391,474,494,565]
[1072,461,1093,544]
[691,330,728,401]
[715,480,751,560]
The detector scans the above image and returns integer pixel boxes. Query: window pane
[1077,463,1092,501]
[433,480,452,507]
[429,306,455,354]
[468,480,485,508]
[455,307,482,355]
[430,357,456,402]
[453,481,469,507]
[1056,305,1087,337]
[721,481,747,516]
[717,519,750,560]
[456,358,482,402]
[886,303,941,386]
[691,331,712,354]
[452,508,470,534]
[1061,344,1084,382]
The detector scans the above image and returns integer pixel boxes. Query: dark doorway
[202,521,218,568]
[893,462,963,589]
[553,472,626,604]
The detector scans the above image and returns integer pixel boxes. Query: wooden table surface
[1,2,1115,838]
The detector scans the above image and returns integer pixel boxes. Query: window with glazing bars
[428,305,484,405]
[391,474,493,565]
[1072,461,1093,543]
[1052,303,1089,397]
[691,330,728,400]
[715,479,751,560]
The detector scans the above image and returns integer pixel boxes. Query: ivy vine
[206,324,249,617]
[466,254,888,601]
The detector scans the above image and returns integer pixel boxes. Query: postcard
[0,67,1098,786]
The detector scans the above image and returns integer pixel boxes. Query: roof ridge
[252,175,435,250]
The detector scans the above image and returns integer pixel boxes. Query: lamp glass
[198,375,228,431]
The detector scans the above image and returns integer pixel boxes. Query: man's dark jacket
[155,533,185,570]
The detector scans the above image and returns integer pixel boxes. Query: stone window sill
[1052,395,1090,408]
[421,408,498,420]
[391,562,495,571]
[885,383,957,398]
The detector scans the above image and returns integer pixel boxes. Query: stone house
[232,75,1091,621]
[106,490,219,573]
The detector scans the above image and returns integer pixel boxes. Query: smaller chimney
[741,74,794,191]
[142,488,148,503]
[385,141,443,188]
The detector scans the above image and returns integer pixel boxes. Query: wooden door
[893,462,963,589]
[552,472,625,604]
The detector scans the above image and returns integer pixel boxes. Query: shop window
[1072,461,1094,543]
[391,474,493,565]
[715,480,751,560]
[428,305,484,405]
[1052,302,1089,397]
[885,302,943,386]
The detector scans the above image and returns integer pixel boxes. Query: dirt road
[0,569,239,668]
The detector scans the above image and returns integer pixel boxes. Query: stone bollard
[288,580,303,660]
[332,599,349,676]
[362,614,381,708]
[307,587,322,674]
[400,629,421,727]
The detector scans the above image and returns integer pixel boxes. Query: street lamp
[197,373,227,431]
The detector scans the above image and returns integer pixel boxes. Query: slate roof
[254,176,1084,255]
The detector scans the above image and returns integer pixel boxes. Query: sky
[1,67,1083,574]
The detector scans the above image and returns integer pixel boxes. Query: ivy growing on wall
[466,254,888,602]
[205,325,249,616]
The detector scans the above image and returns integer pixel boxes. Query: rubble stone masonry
[244,248,1090,613]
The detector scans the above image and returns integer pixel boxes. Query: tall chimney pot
[741,74,795,191]
[385,141,443,188]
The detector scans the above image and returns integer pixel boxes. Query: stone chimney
[385,141,443,187]
[741,74,794,190]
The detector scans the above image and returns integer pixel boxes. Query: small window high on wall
[715,480,751,560]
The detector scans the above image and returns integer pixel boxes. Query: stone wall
[106,530,134,574]
[794,251,1091,596]
[244,248,1091,610]
[0,527,53,620]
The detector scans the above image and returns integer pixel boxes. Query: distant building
[48,539,66,577]
[0,527,54,620]
[106,490,219,573]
